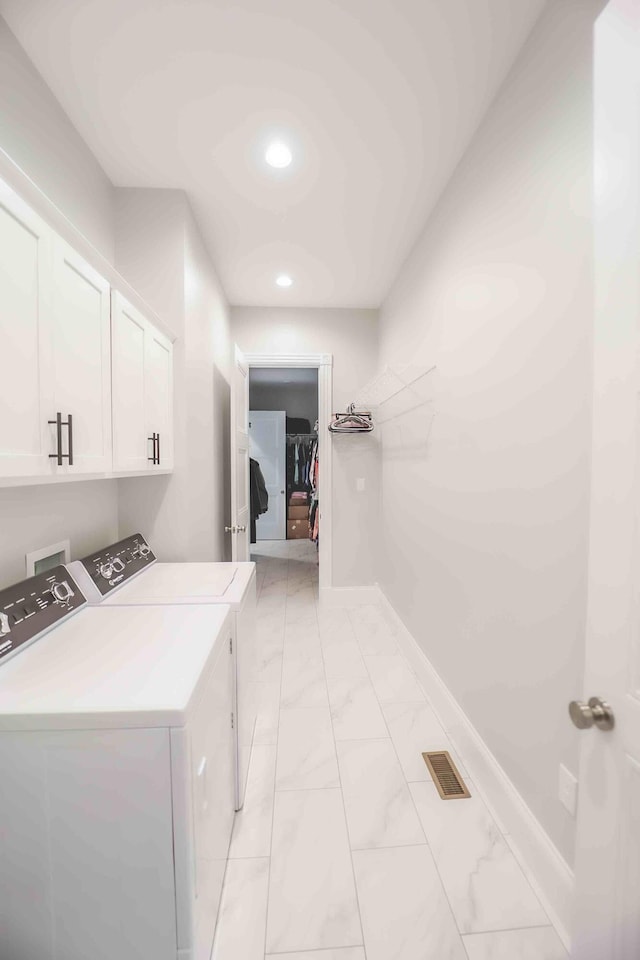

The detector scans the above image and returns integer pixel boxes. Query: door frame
[244,352,333,592]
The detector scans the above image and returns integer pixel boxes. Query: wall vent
[422,750,470,800]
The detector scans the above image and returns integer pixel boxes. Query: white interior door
[230,345,250,561]
[572,6,640,958]
[249,410,286,540]
[50,238,111,475]
[0,179,53,479]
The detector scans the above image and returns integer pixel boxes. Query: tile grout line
[262,538,325,958]
[261,546,290,959]
[320,611,369,960]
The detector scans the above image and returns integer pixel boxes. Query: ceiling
[0,0,546,308]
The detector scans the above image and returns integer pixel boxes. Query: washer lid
[100,562,255,609]
[0,603,232,731]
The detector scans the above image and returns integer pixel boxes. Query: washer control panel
[0,566,86,666]
[73,534,157,598]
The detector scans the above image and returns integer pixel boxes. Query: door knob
[569,696,615,731]
[225,525,236,534]
[237,525,247,533]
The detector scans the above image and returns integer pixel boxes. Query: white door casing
[572,5,640,958]
[230,345,250,561]
[249,410,286,540]
[244,353,332,590]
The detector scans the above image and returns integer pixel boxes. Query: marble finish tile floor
[212,540,567,960]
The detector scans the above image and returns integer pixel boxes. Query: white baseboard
[319,585,380,608]
[375,583,574,950]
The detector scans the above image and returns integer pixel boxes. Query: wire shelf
[355,363,436,409]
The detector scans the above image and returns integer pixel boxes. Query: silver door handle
[569,696,615,731]
[225,525,236,534]
[237,525,247,533]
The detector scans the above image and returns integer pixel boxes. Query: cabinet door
[111,292,149,473]
[50,238,111,476]
[0,180,54,478]
[112,292,174,474]
[145,324,174,471]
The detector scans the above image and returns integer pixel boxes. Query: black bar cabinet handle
[148,433,157,463]
[48,413,73,465]
[67,413,73,466]
[48,412,63,465]
[156,432,160,466]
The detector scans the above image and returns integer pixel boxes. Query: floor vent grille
[422,750,470,800]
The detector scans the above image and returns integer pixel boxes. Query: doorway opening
[249,366,319,583]
[244,353,332,594]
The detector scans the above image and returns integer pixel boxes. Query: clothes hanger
[328,404,374,434]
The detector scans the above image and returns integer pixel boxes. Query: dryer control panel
[0,566,86,666]
[69,534,157,600]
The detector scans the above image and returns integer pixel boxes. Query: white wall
[0,16,115,261]
[0,482,118,587]
[0,14,121,586]
[115,189,232,562]
[232,307,379,586]
[184,209,232,562]
[377,0,602,866]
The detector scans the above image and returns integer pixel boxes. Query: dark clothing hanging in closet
[250,457,268,543]
[287,440,312,497]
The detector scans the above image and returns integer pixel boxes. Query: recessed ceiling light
[276,274,293,288]
[265,141,292,168]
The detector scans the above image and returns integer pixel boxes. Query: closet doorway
[245,353,332,592]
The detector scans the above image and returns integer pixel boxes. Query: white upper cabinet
[111,292,173,474]
[50,238,112,476]
[0,177,174,485]
[0,180,54,479]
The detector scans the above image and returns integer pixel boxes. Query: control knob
[138,543,151,558]
[99,562,114,579]
[0,612,10,636]
[111,558,125,574]
[50,580,74,604]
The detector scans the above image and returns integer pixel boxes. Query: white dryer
[68,533,257,809]
[0,565,235,960]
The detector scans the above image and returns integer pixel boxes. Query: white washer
[67,533,257,810]
[0,565,235,960]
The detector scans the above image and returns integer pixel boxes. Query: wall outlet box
[356,477,365,492]
[25,540,70,577]
[558,763,578,817]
